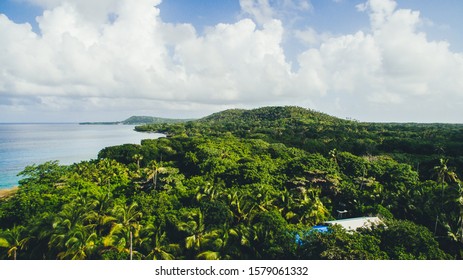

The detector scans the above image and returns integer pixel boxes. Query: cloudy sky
[0,0,462,123]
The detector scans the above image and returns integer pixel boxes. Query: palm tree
[227,190,256,223]
[278,187,298,222]
[139,224,180,260]
[96,158,130,196]
[444,181,463,244]
[87,191,116,235]
[251,184,277,212]
[195,224,241,260]
[293,188,329,225]
[456,182,463,243]
[110,202,142,260]
[194,233,224,260]
[329,148,338,166]
[0,225,30,260]
[179,209,206,251]
[457,181,463,243]
[196,182,221,202]
[49,199,98,259]
[146,160,167,190]
[132,154,143,170]
[56,225,98,260]
[177,208,227,258]
[433,158,459,235]
[434,159,458,196]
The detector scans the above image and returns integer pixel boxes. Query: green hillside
[2,106,463,260]
[199,106,343,123]
[136,106,463,180]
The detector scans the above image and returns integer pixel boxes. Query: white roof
[324,216,382,231]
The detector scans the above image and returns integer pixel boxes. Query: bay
[0,123,163,189]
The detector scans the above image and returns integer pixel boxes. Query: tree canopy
[1,106,462,259]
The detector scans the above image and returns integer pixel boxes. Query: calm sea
[0,123,163,189]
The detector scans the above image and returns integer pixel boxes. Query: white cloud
[1,0,297,120]
[295,0,463,121]
[239,0,274,25]
[239,0,312,26]
[18,0,134,25]
[294,27,333,46]
[171,19,295,104]
[1,0,463,122]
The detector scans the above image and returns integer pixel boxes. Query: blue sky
[0,0,462,122]
[159,0,242,28]
[1,1,460,47]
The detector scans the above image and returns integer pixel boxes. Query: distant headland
[79,115,195,125]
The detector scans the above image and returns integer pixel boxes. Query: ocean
[0,123,163,189]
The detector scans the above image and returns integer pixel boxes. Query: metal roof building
[324,216,382,231]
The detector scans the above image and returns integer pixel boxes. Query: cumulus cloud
[18,0,126,25]
[295,0,463,121]
[1,0,463,122]
[1,0,298,120]
[294,27,333,47]
[239,0,312,26]
[239,0,274,26]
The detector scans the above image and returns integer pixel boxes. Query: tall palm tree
[146,160,167,190]
[434,159,458,196]
[0,225,30,260]
[433,158,459,235]
[86,190,115,225]
[329,148,338,166]
[110,202,142,260]
[444,181,463,244]
[132,154,143,170]
[457,182,463,243]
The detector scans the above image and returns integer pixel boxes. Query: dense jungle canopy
[1,106,462,260]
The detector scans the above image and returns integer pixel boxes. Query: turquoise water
[0,124,163,189]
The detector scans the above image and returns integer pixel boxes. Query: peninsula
[80,115,195,125]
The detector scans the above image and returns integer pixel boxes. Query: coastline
[0,123,162,195]
[0,186,18,199]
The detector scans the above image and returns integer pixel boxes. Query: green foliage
[250,210,297,259]
[1,106,462,259]
[17,160,67,186]
[136,106,463,180]
[299,225,387,260]
[364,220,452,259]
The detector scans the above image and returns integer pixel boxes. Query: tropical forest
[1,106,463,260]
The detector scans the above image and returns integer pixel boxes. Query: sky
[0,0,462,123]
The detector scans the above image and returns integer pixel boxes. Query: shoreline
[0,186,18,198]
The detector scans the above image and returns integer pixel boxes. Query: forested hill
[2,105,463,260]
[199,106,345,124]
[136,106,463,180]
[135,106,349,138]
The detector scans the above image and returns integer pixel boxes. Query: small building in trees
[324,216,382,232]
